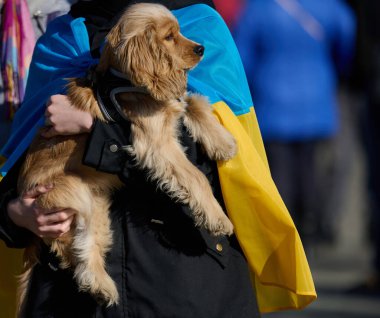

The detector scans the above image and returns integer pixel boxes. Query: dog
[17,3,236,311]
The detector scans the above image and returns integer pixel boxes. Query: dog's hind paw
[98,278,119,307]
[76,266,119,307]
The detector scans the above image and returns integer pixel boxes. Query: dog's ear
[97,22,124,73]
[125,28,188,101]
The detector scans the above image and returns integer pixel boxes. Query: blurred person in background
[346,0,380,295]
[28,0,78,38]
[234,0,356,249]
[213,0,245,30]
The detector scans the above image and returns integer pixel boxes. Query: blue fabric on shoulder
[174,4,253,116]
[1,15,95,176]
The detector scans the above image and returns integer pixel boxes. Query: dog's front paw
[193,201,234,236]
[210,131,237,161]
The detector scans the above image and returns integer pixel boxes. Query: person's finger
[38,215,74,239]
[43,210,76,225]
[23,185,54,199]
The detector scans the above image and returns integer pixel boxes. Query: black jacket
[0,120,260,318]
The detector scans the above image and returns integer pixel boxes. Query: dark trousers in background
[265,141,322,247]
[362,93,380,275]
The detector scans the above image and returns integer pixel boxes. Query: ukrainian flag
[0,4,316,314]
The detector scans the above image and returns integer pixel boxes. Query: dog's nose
[193,45,205,57]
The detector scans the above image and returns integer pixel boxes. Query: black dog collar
[86,67,149,123]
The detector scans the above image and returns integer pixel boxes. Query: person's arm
[0,152,32,247]
[0,96,92,245]
[0,191,31,248]
[1,92,132,243]
[0,162,76,246]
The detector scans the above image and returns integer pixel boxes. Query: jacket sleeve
[0,154,34,248]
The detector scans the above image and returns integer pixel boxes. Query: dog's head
[98,3,204,101]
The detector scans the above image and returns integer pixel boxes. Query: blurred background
[1,0,380,317]
[214,0,380,317]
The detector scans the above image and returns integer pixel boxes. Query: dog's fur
[17,3,236,312]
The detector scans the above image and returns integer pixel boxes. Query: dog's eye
[165,33,174,41]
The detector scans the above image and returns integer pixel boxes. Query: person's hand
[41,94,94,138]
[7,186,75,239]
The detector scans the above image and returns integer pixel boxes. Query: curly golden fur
[17,3,237,313]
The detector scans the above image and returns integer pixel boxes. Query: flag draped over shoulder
[1,0,36,119]
[0,3,316,313]
[0,14,96,176]
[176,5,317,312]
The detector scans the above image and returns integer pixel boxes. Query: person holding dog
[0,0,316,317]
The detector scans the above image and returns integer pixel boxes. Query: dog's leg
[72,194,118,307]
[183,94,237,161]
[131,117,234,236]
[153,142,233,235]
[36,175,118,306]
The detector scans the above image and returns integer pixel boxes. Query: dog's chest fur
[119,95,188,168]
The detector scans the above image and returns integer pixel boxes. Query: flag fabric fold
[213,102,316,311]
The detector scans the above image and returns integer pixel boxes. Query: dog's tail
[16,242,39,317]
[17,175,95,315]
[35,175,118,306]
